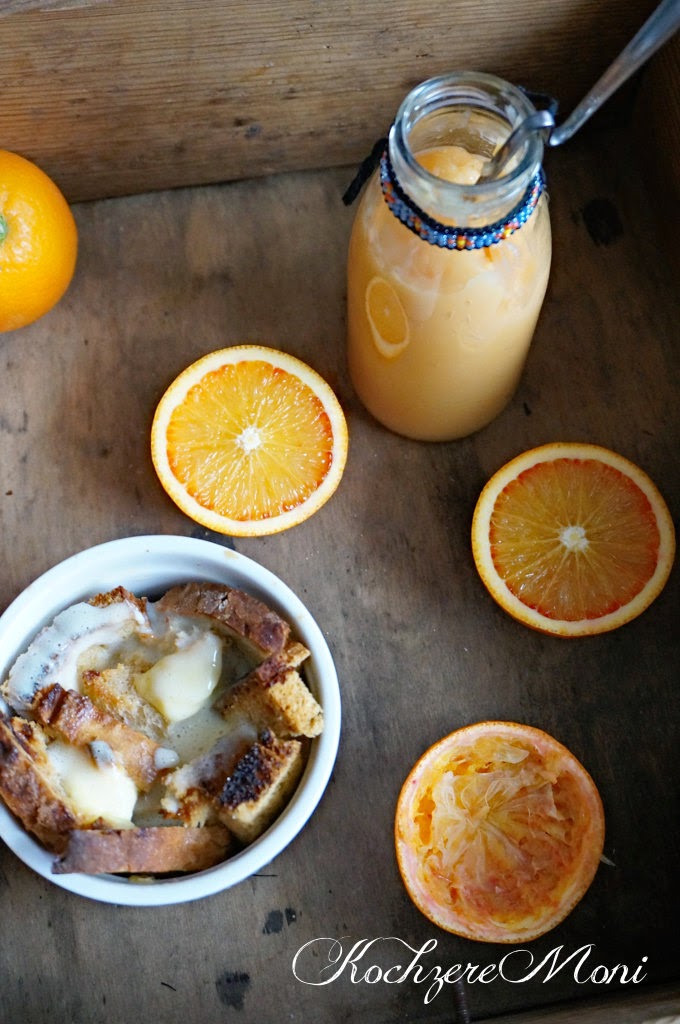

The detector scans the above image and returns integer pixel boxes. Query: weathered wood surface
[0,0,112,14]
[0,124,679,1022]
[638,32,680,223]
[482,982,680,1024]
[0,0,660,201]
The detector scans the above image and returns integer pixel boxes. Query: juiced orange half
[395,721,605,943]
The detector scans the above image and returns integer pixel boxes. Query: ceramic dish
[0,535,341,906]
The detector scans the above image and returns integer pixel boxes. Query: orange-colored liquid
[347,146,551,441]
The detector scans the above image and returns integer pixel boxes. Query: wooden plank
[0,0,659,201]
[0,1,112,14]
[481,982,680,1023]
[636,32,680,245]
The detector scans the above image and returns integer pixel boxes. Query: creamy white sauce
[46,740,138,826]
[3,600,151,711]
[134,631,223,724]
[166,703,253,765]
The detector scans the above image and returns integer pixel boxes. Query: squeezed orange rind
[395,720,605,943]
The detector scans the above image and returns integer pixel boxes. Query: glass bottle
[346,71,552,442]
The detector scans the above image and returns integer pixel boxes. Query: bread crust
[53,824,232,875]
[88,585,148,617]
[216,732,304,844]
[0,713,80,853]
[157,582,291,660]
[32,683,163,790]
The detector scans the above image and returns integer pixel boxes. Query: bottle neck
[388,72,544,229]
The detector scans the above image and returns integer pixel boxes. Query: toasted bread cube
[1,587,152,714]
[161,731,256,827]
[216,732,304,845]
[32,683,164,791]
[216,641,321,739]
[53,824,232,875]
[0,713,80,852]
[220,663,323,739]
[81,664,166,741]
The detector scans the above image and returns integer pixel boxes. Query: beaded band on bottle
[379,149,545,250]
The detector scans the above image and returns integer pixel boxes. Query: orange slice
[151,346,348,536]
[365,276,410,358]
[471,443,675,637]
[395,721,605,943]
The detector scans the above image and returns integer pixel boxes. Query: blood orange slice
[471,443,675,636]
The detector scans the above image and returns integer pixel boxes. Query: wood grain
[0,0,112,14]
[635,31,680,251]
[482,982,680,1024]
[0,0,660,201]
[0,109,678,1021]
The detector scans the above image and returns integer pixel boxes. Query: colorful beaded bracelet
[379,149,545,250]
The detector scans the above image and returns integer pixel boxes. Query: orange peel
[395,720,605,943]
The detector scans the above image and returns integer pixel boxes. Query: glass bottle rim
[390,71,544,205]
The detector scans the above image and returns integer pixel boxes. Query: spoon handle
[550,0,680,147]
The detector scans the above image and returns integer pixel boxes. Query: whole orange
[0,150,78,332]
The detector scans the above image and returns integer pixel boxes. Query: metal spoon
[479,0,680,182]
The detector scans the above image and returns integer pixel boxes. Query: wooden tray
[0,3,678,1021]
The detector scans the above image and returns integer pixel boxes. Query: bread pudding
[0,582,323,876]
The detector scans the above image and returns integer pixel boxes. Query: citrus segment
[472,443,675,636]
[365,276,410,358]
[151,346,348,536]
[395,721,605,943]
[0,150,78,332]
